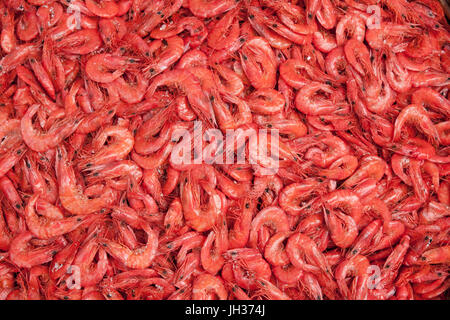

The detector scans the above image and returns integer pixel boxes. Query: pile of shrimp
[0,0,449,300]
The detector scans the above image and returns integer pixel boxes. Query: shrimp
[24,194,96,240]
[78,125,134,170]
[335,255,370,300]
[100,222,158,269]
[295,82,341,115]
[286,232,332,277]
[20,105,81,153]
[249,206,290,250]
[419,246,450,265]
[192,273,228,300]
[393,104,440,143]
[85,54,138,83]
[9,232,63,268]
[56,146,116,215]
[239,37,277,89]
[180,174,223,232]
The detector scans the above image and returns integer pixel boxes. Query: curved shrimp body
[323,190,363,225]
[342,156,387,188]
[192,273,228,300]
[223,248,272,290]
[335,255,370,300]
[201,222,228,275]
[145,36,184,78]
[0,120,25,178]
[56,147,116,215]
[85,54,137,83]
[147,69,215,124]
[278,180,323,216]
[20,105,81,153]
[9,232,63,269]
[207,8,240,51]
[335,13,365,46]
[295,82,340,115]
[280,59,330,89]
[73,236,109,287]
[100,223,158,269]
[249,206,290,250]
[56,29,103,55]
[325,208,358,249]
[189,0,236,19]
[264,231,291,267]
[286,232,332,277]
[247,88,285,115]
[180,174,223,232]
[86,160,143,191]
[239,37,277,90]
[24,194,94,240]
[411,88,450,118]
[393,104,440,143]
[78,126,134,170]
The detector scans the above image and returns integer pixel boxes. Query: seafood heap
[0,0,449,300]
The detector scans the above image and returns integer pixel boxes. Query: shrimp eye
[162,39,168,46]
[245,203,250,208]
[15,204,21,209]
[77,218,82,222]
[249,14,254,19]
